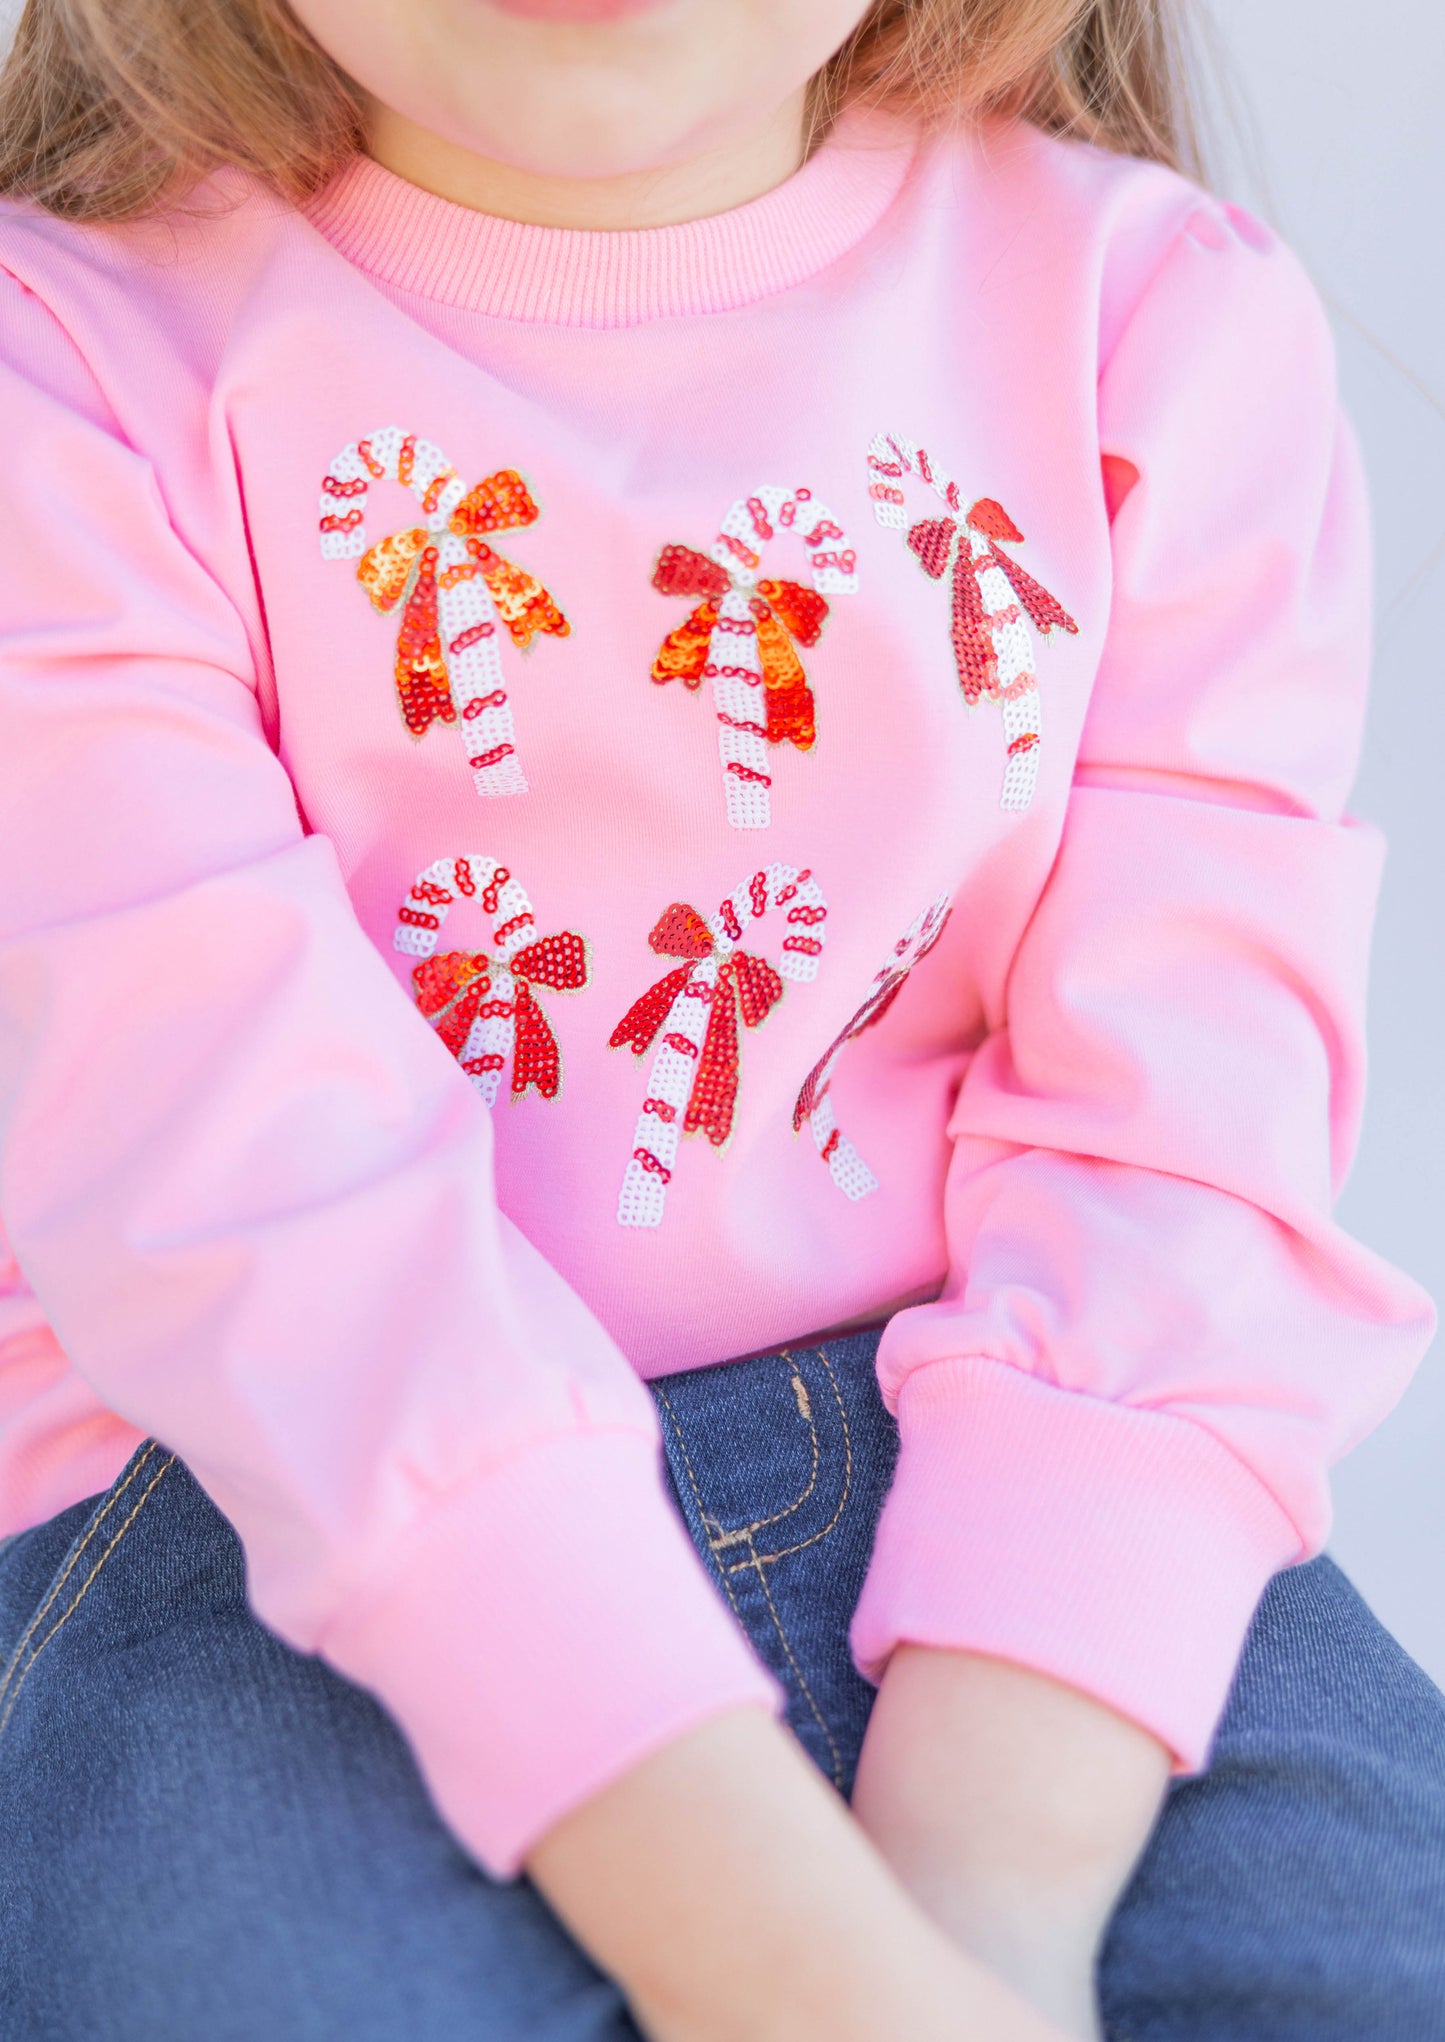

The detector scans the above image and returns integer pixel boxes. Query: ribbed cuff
[320,1429,782,1876]
[851,1357,1302,1771]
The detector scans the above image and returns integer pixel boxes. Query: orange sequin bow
[906,498,1078,705]
[649,544,827,751]
[411,929,587,1100]
[357,467,569,737]
[610,902,785,1147]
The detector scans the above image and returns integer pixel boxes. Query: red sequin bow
[648,544,827,751]
[357,467,569,737]
[411,929,587,1100]
[610,902,785,1146]
[906,498,1078,704]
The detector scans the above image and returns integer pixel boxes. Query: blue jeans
[2,1329,1443,2040]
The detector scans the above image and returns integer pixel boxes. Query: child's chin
[481,0,676,21]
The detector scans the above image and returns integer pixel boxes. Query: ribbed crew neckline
[305,108,917,327]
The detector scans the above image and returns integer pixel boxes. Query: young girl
[0,0,1441,2036]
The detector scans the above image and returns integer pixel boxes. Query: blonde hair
[0,0,1203,225]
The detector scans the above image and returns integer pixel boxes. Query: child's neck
[363,93,811,231]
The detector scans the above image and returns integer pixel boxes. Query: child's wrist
[526,1709,897,2019]
[852,1645,1170,2038]
[853,1644,1170,1884]
[529,1706,1070,2042]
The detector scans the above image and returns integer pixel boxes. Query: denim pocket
[663,1345,854,1561]
[653,1331,898,1794]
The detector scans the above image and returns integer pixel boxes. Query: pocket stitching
[0,1442,162,1711]
[724,1349,853,1570]
[733,1523,846,1791]
[707,1351,824,1548]
[656,1362,848,1791]
[0,1452,175,1745]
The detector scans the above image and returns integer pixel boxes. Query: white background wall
[1198,2,1445,1683]
[1,0,1441,1676]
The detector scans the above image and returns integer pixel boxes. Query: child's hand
[851,1649,1172,2042]
[528,1707,1073,2042]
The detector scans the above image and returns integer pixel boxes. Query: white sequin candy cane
[650,488,858,831]
[394,856,588,1105]
[612,864,829,1228]
[320,429,569,800]
[793,893,952,1201]
[866,432,1078,812]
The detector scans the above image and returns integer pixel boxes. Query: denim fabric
[2,1329,1443,2041]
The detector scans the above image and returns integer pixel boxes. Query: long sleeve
[0,272,777,1876]
[851,206,1437,1768]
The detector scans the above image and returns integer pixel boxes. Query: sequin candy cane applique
[394,856,588,1103]
[866,433,1078,812]
[793,894,952,1200]
[319,429,569,798]
[649,488,858,830]
[610,864,828,1227]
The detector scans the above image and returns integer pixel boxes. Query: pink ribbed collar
[305,109,917,327]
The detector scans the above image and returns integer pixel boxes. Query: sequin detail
[866,433,1078,811]
[320,430,569,798]
[394,856,588,1103]
[649,489,858,831]
[611,865,829,1227]
[792,894,952,1200]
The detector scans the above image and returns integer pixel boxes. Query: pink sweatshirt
[0,107,1433,1876]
